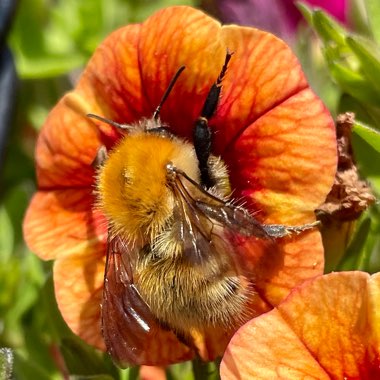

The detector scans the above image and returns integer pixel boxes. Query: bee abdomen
[137,266,251,334]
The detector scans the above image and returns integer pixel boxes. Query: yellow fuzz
[97,133,200,240]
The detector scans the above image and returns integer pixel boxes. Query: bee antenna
[87,113,128,130]
[153,65,186,120]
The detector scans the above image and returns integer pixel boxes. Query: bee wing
[174,170,269,245]
[102,235,190,366]
[175,169,316,241]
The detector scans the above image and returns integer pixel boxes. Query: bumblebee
[88,51,317,365]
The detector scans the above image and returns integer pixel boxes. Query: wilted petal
[23,188,106,260]
[221,271,380,379]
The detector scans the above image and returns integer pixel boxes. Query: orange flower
[221,271,380,379]
[23,6,337,366]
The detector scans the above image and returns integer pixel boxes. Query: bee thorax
[96,133,200,240]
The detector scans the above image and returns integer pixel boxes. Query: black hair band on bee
[193,50,233,190]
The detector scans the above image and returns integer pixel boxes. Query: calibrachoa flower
[23,6,337,365]
[221,271,380,379]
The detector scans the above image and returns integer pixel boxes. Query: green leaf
[338,93,380,129]
[365,0,380,43]
[296,2,313,25]
[13,351,58,380]
[60,338,111,377]
[0,207,14,262]
[70,376,115,380]
[192,359,220,380]
[167,361,194,380]
[353,121,380,153]
[312,10,347,46]
[352,128,380,192]
[16,55,85,79]
[349,0,373,37]
[329,61,380,106]
[337,206,380,273]
[346,35,380,92]
[337,217,371,270]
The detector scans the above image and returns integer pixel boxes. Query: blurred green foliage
[297,0,380,274]
[1,0,380,379]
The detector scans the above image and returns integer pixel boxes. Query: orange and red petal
[76,23,147,125]
[221,308,330,379]
[35,24,143,190]
[238,229,324,306]
[23,188,107,260]
[54,244,193,365]
[214,24,308,152]
[36,5,336,215]
[54,241,107,350]
[221,271,380,379]
[225,88,337,224]
[137,6,225,139]
[27,5,339,366]
[139,366,166,380]
[36,98,101,189]
[368,273,380,364]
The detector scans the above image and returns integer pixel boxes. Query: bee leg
[173,330,203,358]
[159,320,201,354]
[263,221,320,238]
[193,50,233,189]
[92,145,108,168]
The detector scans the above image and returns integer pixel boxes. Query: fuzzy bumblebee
[90,52,318,366]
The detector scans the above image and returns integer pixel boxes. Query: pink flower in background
[204,0,347,40]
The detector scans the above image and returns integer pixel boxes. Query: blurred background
[1,0,380,379]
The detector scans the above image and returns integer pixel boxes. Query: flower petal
[36,24,143,189]
[76,23,147,124]
[139,366,166,380]
[221,271,380,379]
[365,272,380,370]
[195,295,271,361]
[54,242,106,350]
[213,25,309,152]
[23,188,106,260]
[137,6,225,139]
[277,271,371,379]
[221,309,330,379]
[36,99,102,189]
[238,229,324,306]
[225,88,337,224]
[54,245,193,364]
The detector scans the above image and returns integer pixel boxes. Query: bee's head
[96,132,199,241]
